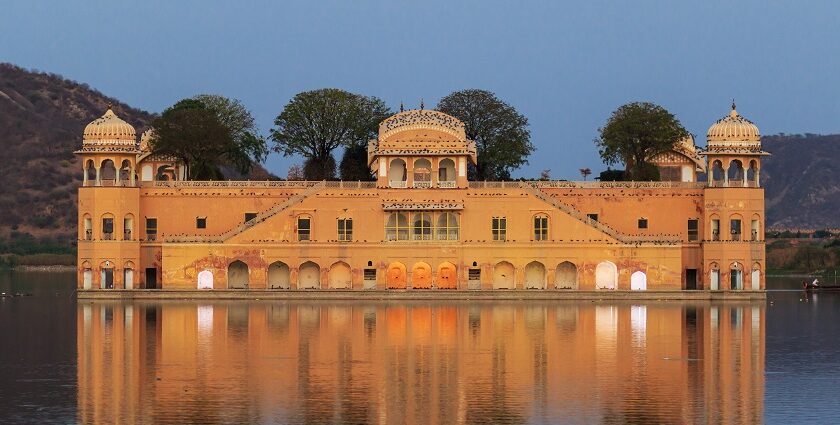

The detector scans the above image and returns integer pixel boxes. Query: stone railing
[164,181,327,243]
[517,182,682,245]
[469,181,706,189]
[144,180,325,189]
[389,181,407,188]
[413,181,432,188]
[438,181,456,188]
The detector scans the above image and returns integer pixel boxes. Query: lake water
[1,271,839,424]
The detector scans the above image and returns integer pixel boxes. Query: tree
[149,96,268,179]
[579,168,592,181]
[149,106,234,180]
[436,89,533,181]
[191,94,269,174]
[595,102,689,181]
[287,164,304,181]
[340,144,374,181]
[271,89,391,180]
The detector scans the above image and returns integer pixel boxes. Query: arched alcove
[438,158,456,185]
[100,159,117,185]
[727,160,744,186]
[555,262,577,289]
[298,261,321,289]
[197,270,214,289]
[267,261,290,289]
[328,261,352,289]
[389,159,407,187]
[412,262,432,289]
[227,260,249,289]
[595,261,617,290]
[386,262,407,289]
[493,261,515,289]
[524,261,546,289]
[437,262,457,289]
[630,270,647,291]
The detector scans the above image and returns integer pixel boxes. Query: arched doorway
[437,262,457,289]
[493,261,515,289]
[197,270,214,289]
[298,261,320,289]
[227,260,249,289]
[555,262,577,289]
[730,262,744,290]
[710,263,720,290]
[123,262,134,289]
[524,261,546,289]
[630,271,647,291]
[413,158,431,187]
[595,261,617,290]
[100,262,114,289]
[141,164,153,181]
[386,262,407,289]
[267,261,290,289]
[412,262,432,289]
[100,159,116,186]
[82,261,92,289]
[328,262,352,289]
[751,263,761,290]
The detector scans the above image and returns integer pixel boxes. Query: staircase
[218,181,326,242]
[517,182,680,244]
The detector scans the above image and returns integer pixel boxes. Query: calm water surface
[0,271,838,424]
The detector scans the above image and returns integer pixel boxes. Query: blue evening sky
[2,1,838,179]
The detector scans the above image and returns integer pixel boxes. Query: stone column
[95,166,102,187]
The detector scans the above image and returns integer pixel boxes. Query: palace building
[75,105,767,291]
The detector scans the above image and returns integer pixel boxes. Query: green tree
[436,89,533,181]
[191,94,269,174]
[271,89,391,180]
[595,102,689,181]
[340,144,374,181]
[149,96,268,179]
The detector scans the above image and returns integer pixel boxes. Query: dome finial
[731,99,736,111]
[400,101,404,112]
[420,98,424,110]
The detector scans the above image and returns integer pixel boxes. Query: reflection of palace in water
[78,302,764,423]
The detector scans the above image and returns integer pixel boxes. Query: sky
[2,1,839,179]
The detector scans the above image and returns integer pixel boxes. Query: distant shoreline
[7,265,76,272]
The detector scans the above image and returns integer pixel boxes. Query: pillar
[95,166,101,186]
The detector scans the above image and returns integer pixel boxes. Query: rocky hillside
[762,134,840,229]
[0,63,272,254]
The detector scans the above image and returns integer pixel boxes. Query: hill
[761,134,840,228]
[0,63,273,259]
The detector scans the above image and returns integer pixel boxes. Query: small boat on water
[803,280,840,291]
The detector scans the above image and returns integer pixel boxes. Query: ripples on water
[5,272,840,423]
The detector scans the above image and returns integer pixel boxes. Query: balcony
[85,230,92,241]
[438,181,456,188]
[102,232,114,241]
[146,233,157,242]
[124,230,132,241]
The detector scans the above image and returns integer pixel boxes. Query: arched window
[156,164,176,181]
[385,212,409,241]
[710,215,721,241]
[297,215,311,241]
[82,214,92,240]
[389,159,407,188]
[413,158,431,188]
[123,261,135,289]
[747,160,758,187]
[141,164,153,181]
[533,214,549,241]
[710,263,720,290]
[436,212,459,240]
[730,214,743,241]
[438,159,456,187]
[751,263,761,290]
[711,160,724,186]
[119,160,132,186]
[100,160,117,186]
[85,160,96,185]
[101,213,115,240]
[123,214,134,240]
[751,215,760,241]
[728,160,744,186]
[412,212,432,240]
